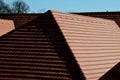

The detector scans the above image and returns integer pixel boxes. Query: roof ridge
[49,10,116,24]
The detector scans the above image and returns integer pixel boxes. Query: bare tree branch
[12,0,30,13]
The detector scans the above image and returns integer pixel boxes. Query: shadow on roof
[99,62,120,80]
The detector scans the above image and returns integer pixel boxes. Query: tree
[0,0,30,13]
[0,0,11,13]
[12,0,29,13]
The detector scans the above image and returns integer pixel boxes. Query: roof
[76,12,120,27]
[0,14,41,28]
[0,10,120,80]
[0,19,14,36]
[51,10,120,80]
[99,62,120,80]
[0,11,85,80]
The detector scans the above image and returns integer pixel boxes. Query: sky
[4,0,120,13]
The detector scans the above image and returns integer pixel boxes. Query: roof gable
[50,10,120,80]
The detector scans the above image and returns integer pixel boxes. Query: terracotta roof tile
[0,11,85,80]
[78,12,120,27]
[1,10,120,80]
[0,14,41,28]
[50,10,120,80]
[99,62,120,80]
[0,19,15,36]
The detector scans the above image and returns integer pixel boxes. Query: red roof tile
[50,10,120,80]
[0,14,41,28]
[0,11,85,80]
[0,10,120,80]
[0,19,15,36]
[100,62,120,80]
[77,12,120,27]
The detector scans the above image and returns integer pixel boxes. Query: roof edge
[72,11,120,14]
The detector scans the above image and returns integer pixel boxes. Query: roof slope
[78,12,120,27]
[99,62,120,80]
[0,19,15,36]
[51,10,120,80]
[0,11,85,80]
[1,10,120,80]
[0,14,40,28]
